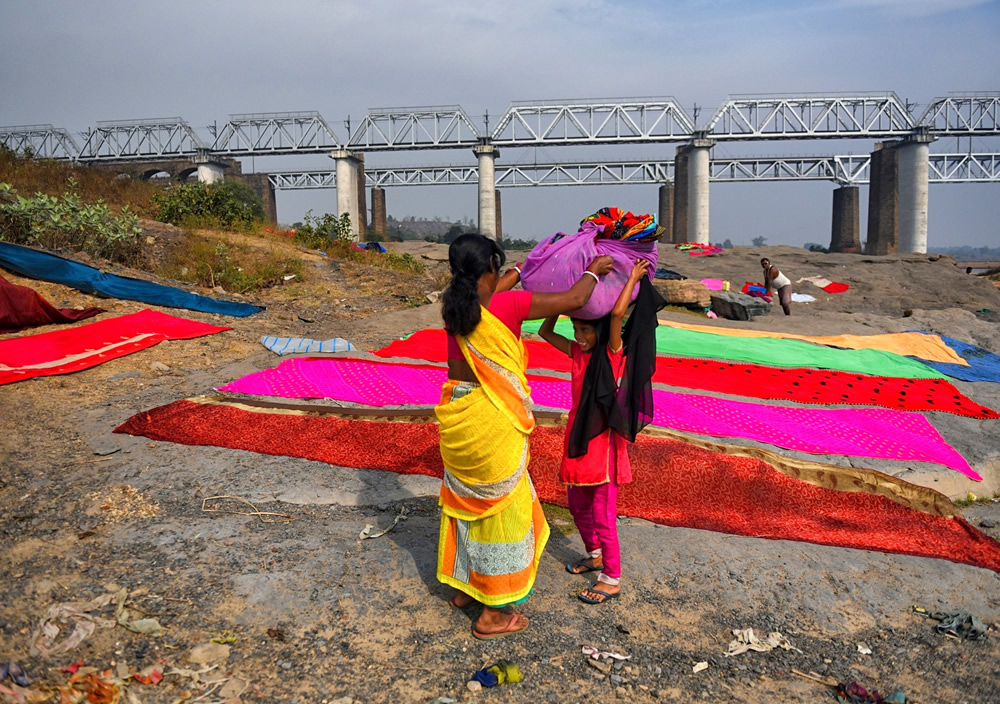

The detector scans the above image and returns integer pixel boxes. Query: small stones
[466,679,482,693]
[587,657,613,675]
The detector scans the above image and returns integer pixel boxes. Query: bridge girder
[918,94,1000,135]
[347,106,481,151]
[706,93,915,140]
[489,98,695,147]
[0,124,80,160]
[77,118,205,161]
[212,111,341,156]
[266,153,999,190]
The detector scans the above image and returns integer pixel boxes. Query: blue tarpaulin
[0,242,264,317]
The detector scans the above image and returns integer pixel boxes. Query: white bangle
[584,270,599,283]
[513,266,522,275]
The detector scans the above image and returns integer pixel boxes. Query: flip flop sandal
[472,613,529,640]
[578,587,620,605]
[566,558,601,574]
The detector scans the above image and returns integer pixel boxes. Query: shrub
[152,181,265,230]
[0,179,143,263]
[294,210,352,250]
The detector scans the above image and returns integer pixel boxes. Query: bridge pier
[829,185,860,253]
[687,137,713,245]
[866,142,899,255]
[897,131,934,254]
[331,149,361,241]
[658,182,674,243]
[672,148,689,244]
[195,160,227,184]
[371,187,387,240]
[356,153,368,240]
[495,189,503,243]
[474,142,499,240]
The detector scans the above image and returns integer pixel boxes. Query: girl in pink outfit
[539,259,661,604]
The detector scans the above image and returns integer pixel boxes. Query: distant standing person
[761,258,792,316]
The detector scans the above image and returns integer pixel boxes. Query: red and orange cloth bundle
[675,242,724,256]
[581,207,665,242]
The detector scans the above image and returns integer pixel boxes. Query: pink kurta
[559,342,633,487]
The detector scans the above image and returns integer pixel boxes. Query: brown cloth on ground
[0,274,103,333]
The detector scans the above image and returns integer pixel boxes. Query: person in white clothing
[761,258,792,316]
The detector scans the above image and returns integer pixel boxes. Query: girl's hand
[628,259,650,282]
[587,255,614,276]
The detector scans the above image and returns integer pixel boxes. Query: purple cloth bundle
[520,221,658,319]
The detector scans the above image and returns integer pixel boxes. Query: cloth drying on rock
[0,309,229,385]
[1,273,103,333]
[0,241,263,317]
[218,356,979,479]
[114,396,1000,573]
[259,336,356,355]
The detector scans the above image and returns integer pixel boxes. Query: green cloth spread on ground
[521,319,946,380]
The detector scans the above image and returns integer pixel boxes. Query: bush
[152,181,265,230]
[0,179,143,263]
[294,210,352,250]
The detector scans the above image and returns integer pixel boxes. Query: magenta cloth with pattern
[218,357,978,480]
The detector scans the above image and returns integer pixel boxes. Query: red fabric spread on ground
[0,309,230,385]
[0,274,103,333]
[372,330,997,418]
[823,282,850,293]
[115,399,1000,573]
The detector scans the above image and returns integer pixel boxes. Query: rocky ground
[2,238,999,703]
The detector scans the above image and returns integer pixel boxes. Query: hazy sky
[2,0,998,247]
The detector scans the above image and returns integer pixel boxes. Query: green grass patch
[542,503,578,536]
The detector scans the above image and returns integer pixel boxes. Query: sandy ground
[2,240,999,703]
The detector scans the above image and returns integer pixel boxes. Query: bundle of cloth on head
[580,207,665,242]
[520,207,663,320]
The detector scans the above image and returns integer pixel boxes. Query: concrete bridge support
[658,182,674,243]
[196,161,227,184]
[866,142,899,255]
[687,137,714,245]
[829,185,860,253]
[371,187,387,240]
[474,142,499,240]
[897,133,934,254]
[672,148,689,244]
[356,153,368,240]
[495,189,503,243]
[331,149,361,241]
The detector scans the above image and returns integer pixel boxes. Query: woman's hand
[587,255,614,276]
[628,259,650,282]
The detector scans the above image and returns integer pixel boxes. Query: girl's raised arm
[609,260,650,353]
[538,315,573,356]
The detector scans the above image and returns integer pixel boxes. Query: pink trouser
[567,479,620,580]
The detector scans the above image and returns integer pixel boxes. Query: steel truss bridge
[266,153,1000,190]
[3,93,999,162]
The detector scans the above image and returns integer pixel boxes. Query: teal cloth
[521,319,946,380]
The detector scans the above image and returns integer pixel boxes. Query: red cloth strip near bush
[115,399,1000,573]
[372,329,997,419]
[0,309,230,385]
[1,274,103,333]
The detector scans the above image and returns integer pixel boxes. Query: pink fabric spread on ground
[218,357,979,479]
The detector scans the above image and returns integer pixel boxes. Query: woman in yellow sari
[437,234,612,639]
